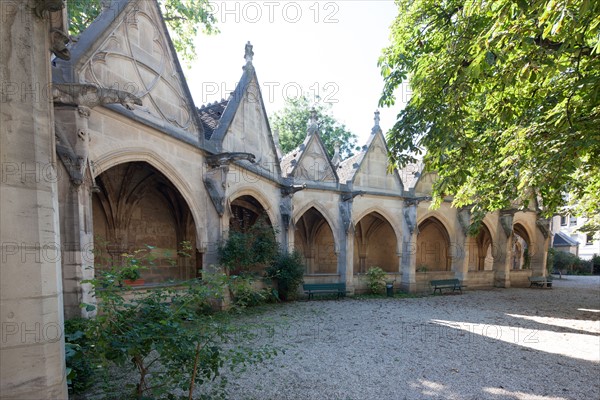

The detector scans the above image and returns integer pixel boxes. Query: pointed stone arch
[294,207,337,274]
[512,222,531,270]
[92,147,204,243]
[417,216,451,271]
[353,206,402,247]
[293,201,339,244]
[228,188,278,229]
[354,212,399,273]
[474,223,494,271]
[92,161,199,282]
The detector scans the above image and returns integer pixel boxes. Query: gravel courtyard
[210,276,600,400]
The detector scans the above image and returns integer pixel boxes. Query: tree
[271,95,359,158]
[379,0,599,230]
[68,0,218,64]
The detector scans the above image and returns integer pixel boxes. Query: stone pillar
[0,1,68,398]
[494,212,513,288]
[454,208,471,283]
[54,106,96,319]
[400,203,417,292]
[532,217,551,276]
[338,198,354,294]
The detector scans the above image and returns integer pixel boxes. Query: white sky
[185,0,410,145]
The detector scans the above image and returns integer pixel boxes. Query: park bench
[430,279,463,295]
[303,283,346,300]
[528,276,553,288]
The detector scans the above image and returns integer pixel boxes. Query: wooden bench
[430,279,463,295]
[303,283,346,300]
[528,276,553,288]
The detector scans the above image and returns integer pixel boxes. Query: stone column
[454,208,471,283]
[0,2,68,398]
[54,105,96,319]
[338,198,354,294]
[494,212,514,288]
[532,217,551,276]
[400,203,417,292]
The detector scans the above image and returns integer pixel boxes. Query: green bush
[549,250,592,274]
[366,266,386,294]
[592,254,600,275]
[64,318,94,395]
[218,218,278,275]
[80,260,277,399]
[265,251,305,301]
[229,275,277,308]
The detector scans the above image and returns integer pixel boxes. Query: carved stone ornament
[536,217,550,239]
[457,208,471,236]
[280,202,292,230]
[403,206,417,235]
[52,83,142,110]
[203,170,227,216]
[281,184,306,197]
[499,213,514,238]
[35,0,65,18]
[341,190,365,202]
[50,29,70,60]
[206,152,256,168]
[339,201,353,234]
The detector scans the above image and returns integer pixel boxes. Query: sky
[185,0,410,146]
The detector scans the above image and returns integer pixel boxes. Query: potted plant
[118,250,151,286]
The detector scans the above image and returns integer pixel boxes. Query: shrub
[366,266,386,294]
[593,254,600,275]
[64,318,94,395]
[265,251,305,301]
[80,257,277,399]
[218,218,278,275]
[229,275,277,308]
[549,250,593,274]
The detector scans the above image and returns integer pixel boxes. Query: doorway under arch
[416,217,451,271]
[295,207,337,274]
[92,161,198,283]
[354,212,398,274]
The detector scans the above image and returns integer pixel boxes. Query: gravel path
[205,276,600,400]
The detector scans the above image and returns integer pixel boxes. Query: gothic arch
[92,147,204,244]
[228,187,278,229]
[416,216,451,271]
[293,201,339,247]
[354,211,399,273]
[512,222,532,270]
[295,207,338,274]
[92,161,199,282]
[353,206,402,247]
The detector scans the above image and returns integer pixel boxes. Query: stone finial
[244,41,254,65]
[332,141,341,168]
[307,108,318,135]
[371,110,382,135]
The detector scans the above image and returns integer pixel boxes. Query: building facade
[1,1,552,398]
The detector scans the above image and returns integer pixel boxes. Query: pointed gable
[209,43,281,177]
[349,112,404,194]
[281,132,338,183]
[53,0,202,141]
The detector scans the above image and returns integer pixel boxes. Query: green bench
[528,276,553,288]
[430,279,463,295]
[303,283,346,300]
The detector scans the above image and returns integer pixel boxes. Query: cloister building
[0,0,551,398]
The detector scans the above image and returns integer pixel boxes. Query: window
[569,216,577,226]
[560,216,567,226]
[586,234,594,245]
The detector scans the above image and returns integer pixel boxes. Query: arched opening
[229,195,272,232]
[92,162,198,283]
[512,223,531,270]
[295,207,337,274]
[472,223,494,271]
[354,212,398,274]
[416,217,450,271]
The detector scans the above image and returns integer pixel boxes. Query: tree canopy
[68,0,218,64]
[271,95,359,158]
[379,0,599,231]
